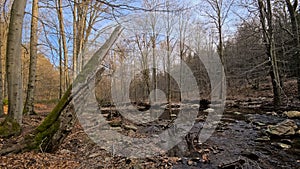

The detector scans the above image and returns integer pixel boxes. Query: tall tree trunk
[151,35,157,102]
[72,0,77,80]
[0,19,4,117]
[24,0,39,115]
[0,0,27,138]
[59,35,63,99]
[285,0,300,98]
[165,1,172,106]
[258,0,282,107]
[77,2,88,71]
[6,0,27,124]
[167,35,171,104]
[57,0,69,89]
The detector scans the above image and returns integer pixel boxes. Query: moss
[2,98,8,106]
[30,120,60,151]
[36,85,71,132]
[0,117,21,138]
[25,86,72,151]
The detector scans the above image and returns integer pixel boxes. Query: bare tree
[203,0,234,65]
[257,0,282,107]
[178,8,191,100]
[144,0,161,102]
[56,0,69,90]
[23,0,39,115]
[201,0,234,100]
[72,0,109,79]
[284,0,300,98]
[163,0,177,104]
[135,32,151,101]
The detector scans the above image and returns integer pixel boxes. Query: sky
[19,0,252,68]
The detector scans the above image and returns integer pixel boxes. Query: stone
[253,121,266,126]
[281,139,292,145]
[266,112,278,116]
[191,104,199,109]
[272,142,291,149]
[255,136,270,142]
[171,114,177,118]
[124,125,138,131]
[284,111,300,118]
[187,160,197,166]
[203,108,215,113]
[110,127,122,131]
[233,112,242,115]
[266,119,298,136]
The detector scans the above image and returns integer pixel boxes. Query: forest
[0,0,300,168]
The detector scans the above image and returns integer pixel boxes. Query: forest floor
[0,81,300,169]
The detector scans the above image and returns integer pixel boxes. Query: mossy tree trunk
[0,26,123,155]
[26,85,75,152]
[0,0,27,137]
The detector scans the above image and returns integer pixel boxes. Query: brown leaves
[0,152,79,169]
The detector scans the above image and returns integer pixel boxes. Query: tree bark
[0,18,4,117]
[5,0,27,124]
[24,0,39,115]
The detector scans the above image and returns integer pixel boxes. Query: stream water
[171,109,300,168]
[100,104,300,168]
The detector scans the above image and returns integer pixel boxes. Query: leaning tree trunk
[24,0,39,115]
[2,0,27,129]
[0,26,123,155]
